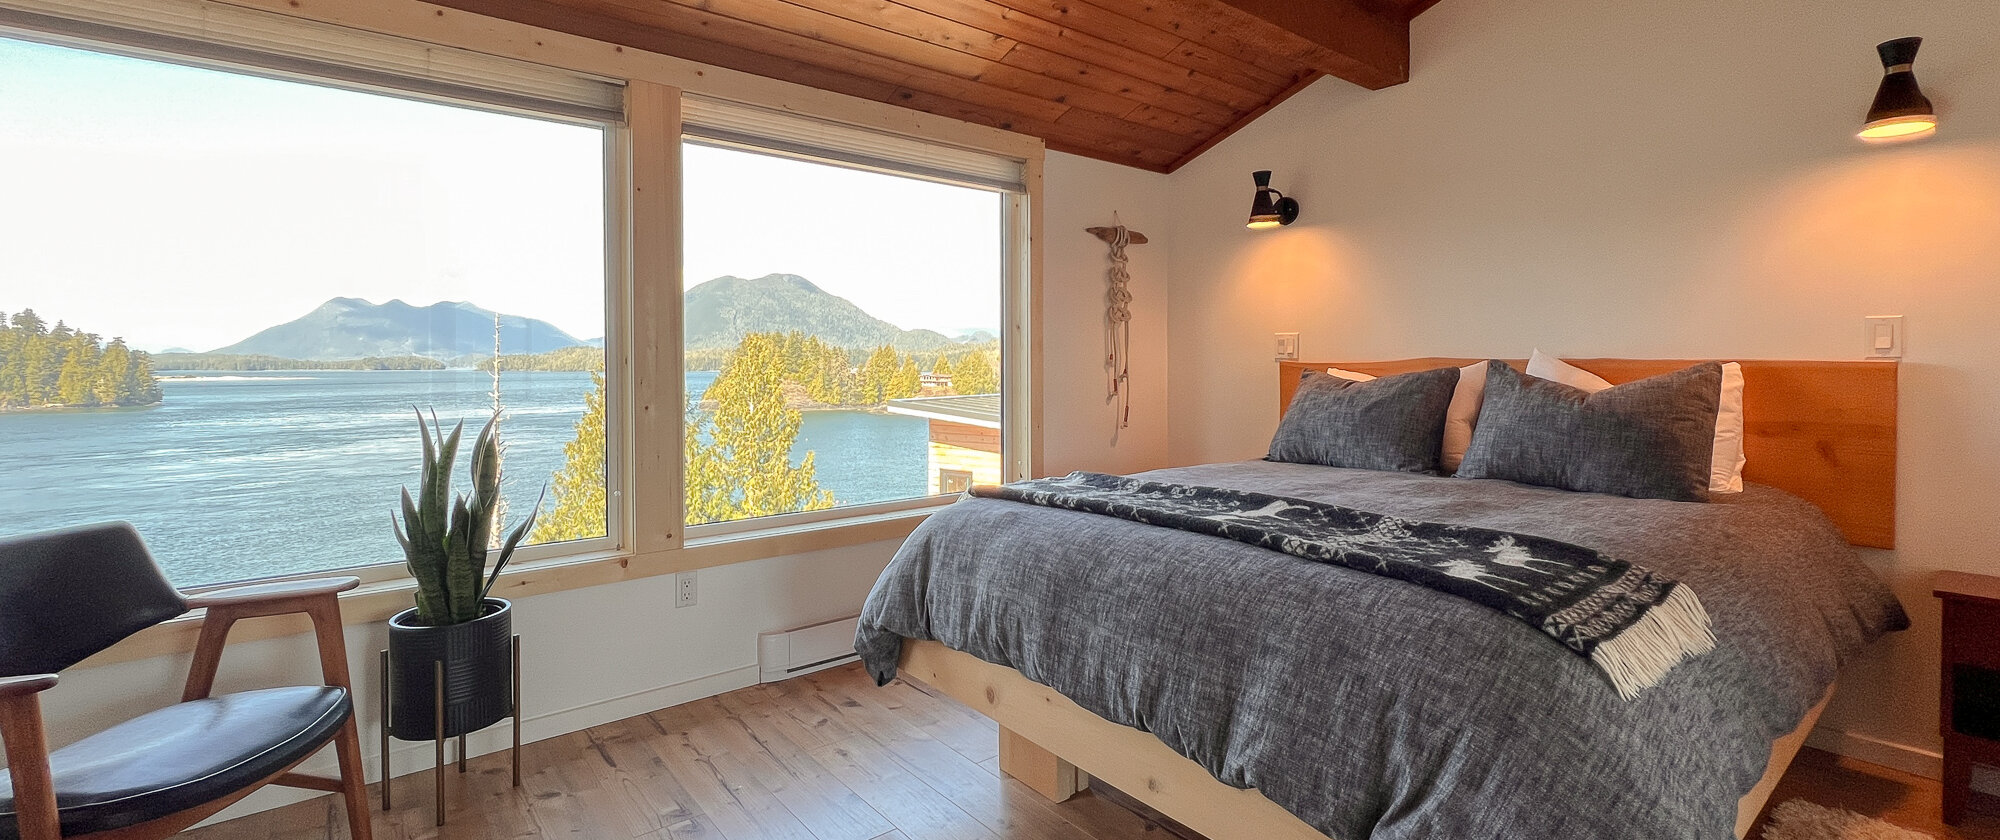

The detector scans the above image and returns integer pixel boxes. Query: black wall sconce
[1246,170,1300,230]
[1860,37,1936,142]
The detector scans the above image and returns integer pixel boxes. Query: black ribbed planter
[387,598,512,740]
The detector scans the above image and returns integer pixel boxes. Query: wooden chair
[0,522,373,840]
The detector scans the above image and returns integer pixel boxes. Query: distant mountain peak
[214,298,583,361]
[684,273,952,354]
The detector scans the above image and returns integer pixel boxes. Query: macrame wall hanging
[1086,216,1148,429]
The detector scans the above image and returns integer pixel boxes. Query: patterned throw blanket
[972,472,1716,698]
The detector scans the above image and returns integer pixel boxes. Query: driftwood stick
[1085,226,1148,245]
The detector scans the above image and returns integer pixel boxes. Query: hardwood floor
[1750,746,2000,840]
[186,663,1173,840]
[187,662,2000,840]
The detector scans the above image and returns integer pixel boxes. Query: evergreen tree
[0,311,159,409]
[55,333,99,406]
[806,343,853,406]
[684,333,833,524]
[530,364,609,544]
[892,355,921,399]
[93,339,133,406]
[858,345,900,404]
[950,350,999,395]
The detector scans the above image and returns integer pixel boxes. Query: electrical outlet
[675,571,697,608]
[1274,332,1300,360]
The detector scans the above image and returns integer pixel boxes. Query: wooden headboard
[1277,359,1899,549]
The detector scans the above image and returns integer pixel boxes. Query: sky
[0,35,1002,352]
[682,143,1002,337]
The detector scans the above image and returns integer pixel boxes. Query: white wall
[28,149,1175,825]
[1041,152,1176,477]
[1164,0,2000,776]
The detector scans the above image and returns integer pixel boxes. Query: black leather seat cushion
[0,686,349,839]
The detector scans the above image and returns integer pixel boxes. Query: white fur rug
[1761,799,1936,840]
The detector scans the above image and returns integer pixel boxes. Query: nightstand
[1934,571,2000,824]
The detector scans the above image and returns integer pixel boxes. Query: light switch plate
[1274,332,1300,360]
[1864,315,1903,359]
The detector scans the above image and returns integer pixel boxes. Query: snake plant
[392,410,542,626]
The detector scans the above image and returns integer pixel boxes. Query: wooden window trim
[79,509,931,669]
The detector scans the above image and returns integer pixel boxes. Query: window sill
[684,496,951,546]
[75,507,937,670]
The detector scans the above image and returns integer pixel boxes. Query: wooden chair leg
[298,592,373,840]
[0,692,61,840]
[331,716,375,840]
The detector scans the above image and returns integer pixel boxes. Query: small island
[0,309,161,410]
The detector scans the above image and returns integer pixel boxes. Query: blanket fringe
[1590,585,1717,699]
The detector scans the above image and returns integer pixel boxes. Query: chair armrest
[185,576,360,610]
[0,674,57,699]
[181,576,363,702]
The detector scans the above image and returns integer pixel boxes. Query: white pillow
[1524,350,1746,494]
[1711,363,1746,493]
[1525,350,1613,391]
[1326,363,1487,473]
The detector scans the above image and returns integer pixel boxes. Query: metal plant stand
[378,636,522,825]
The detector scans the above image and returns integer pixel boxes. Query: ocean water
[0,369,927,587]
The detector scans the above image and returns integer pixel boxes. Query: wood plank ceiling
[426,0,1445,172]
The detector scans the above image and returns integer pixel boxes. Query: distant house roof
[886,394,1000,429]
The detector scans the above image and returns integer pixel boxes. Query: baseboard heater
[758,615,861,683]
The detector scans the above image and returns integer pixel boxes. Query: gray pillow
[1455,361,1722,502]
[1268,367,1460,474]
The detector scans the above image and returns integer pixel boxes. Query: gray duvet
[855,461,1908,840]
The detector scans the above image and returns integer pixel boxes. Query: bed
[856,358,1907,840]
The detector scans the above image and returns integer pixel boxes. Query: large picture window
[0,33,616,587]
[679,128,1012,529]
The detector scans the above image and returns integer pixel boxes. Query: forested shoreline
[482,331,1001,407]
[531,329,1001,536]
[152,352,444,371]
[0,309,161,410]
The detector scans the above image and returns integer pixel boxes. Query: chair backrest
[0,522,189,676]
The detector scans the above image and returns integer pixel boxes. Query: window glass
[0,35,612,586]
[680,140,1004,527]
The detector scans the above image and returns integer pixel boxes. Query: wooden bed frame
[896,358,1897,840]
[903,641,1827,840]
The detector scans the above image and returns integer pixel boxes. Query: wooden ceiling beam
[1200,0,1409,89]
[1401,0,1449,19]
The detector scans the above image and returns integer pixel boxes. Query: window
[0,30,618,588]
[679,102,1022,530]
[938,470,975,495]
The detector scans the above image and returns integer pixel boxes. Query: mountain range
[210,274,974,361]
[684,274,957,352]
[215,298,584,360]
